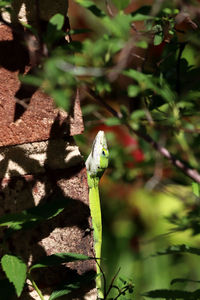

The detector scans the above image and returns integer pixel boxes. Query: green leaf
[74,0,105,17]
[120,105,129,119]
[30,253,92,271]
[162,8,172,15]
[26,195,72,221]
[0,211,38,227]
[124,69,155,90]
[128,85,140,97]
[20,74,43,87]
[130,110,145,121]
[171,278,200,285]
[0,0,11,7]
[49,271,96,300]
[116,276,135,296]
[153,24,163,46]
[49,13,65,31]
[1,255,27,297]
[143,288,200,299]
[152,244,200,257]
[192,182,200,197]
[105,117,122,126]
[51,89,71,111]
[112,0,131,11]
[103,13,133,39]
[0,195,72,233]
[45,14,66,46]
[124,69,175,103]
[136,40,148,49]
[131,13,154,21]
[95,77,111,94]
[82,104,99,116]
[154,33,163,46]
[130,109,145,130]
[50,283,80,300]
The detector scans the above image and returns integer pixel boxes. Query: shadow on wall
[0,4,95,297]
[0,117,94,299]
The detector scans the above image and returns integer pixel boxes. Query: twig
[107,37,136,82]
[131,53,145,61]
[105,0,114,17]
[104,268,121,299]
[150,0,165,16]
[113,285,131,300]
[143,97,154,126]
[27,273,45,300]
[14,97,29,109]
[87,89,200,184]
[86,90,122,119]
[145,137,165,190]
[131,23,139,33]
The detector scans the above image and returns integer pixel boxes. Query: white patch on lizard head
[86,131,107,175]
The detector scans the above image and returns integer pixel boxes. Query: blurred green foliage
[70,1,200,299]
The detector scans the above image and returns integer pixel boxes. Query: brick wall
[0,3,96,298]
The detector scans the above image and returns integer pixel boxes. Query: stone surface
[0,164,96,299]
[11,0,69,25]
[0,6,96,299]
[0,138,82,178]
[0,25,84,147]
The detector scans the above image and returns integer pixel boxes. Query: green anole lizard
[86,131,109,298]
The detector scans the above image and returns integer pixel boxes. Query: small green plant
[0,252,93,300]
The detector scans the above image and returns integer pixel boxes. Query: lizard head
[86,131,109,179]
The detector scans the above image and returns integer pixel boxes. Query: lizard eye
[102,150,106,156]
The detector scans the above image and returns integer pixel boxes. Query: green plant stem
[27,273,45,300]
[104,268,121,299]
[113,286,130,300]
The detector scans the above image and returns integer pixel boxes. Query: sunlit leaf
[128,85,141,97]
[192,182,200,197]
[1,255,27,297]
[49,13,65,31]
[154,33,163,46]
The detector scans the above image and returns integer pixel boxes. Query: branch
[105,0,114,17]
[87,90,200,184]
